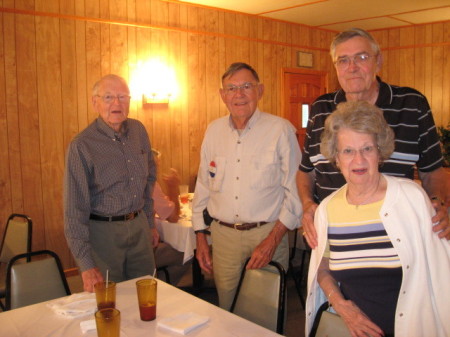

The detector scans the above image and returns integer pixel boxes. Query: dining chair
[0,213,33,310]
[5,249,71,310]
[230,258,286,334]
[289,227,311,309]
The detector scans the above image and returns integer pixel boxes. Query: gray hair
[92,74,129,96]
[330,28,381,61]
[221,62,260,83]
[320,101,394,165]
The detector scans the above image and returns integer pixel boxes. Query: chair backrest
[230,258,286,334]
[0,214,33,263]
[5,250,71,310]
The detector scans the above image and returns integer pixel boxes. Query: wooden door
[282,69,328,151]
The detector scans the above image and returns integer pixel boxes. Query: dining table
[0,276,282,337]
[156,193,198,264]
[156,193,212,291]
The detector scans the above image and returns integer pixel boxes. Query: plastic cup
[180,185,189,204]
[95,308,120,337]
[136,278,157,321]
[94,281,116,310]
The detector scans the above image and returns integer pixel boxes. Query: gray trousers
[89,211,155,282]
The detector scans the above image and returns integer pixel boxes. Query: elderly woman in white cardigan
[305,101,450,337]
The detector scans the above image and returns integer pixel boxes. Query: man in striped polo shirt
[298,28,449,248]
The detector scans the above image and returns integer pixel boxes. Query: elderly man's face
[92,77,130,132]
[220,69,264,128]
[334,36,381,99]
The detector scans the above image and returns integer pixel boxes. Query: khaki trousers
[211,220,289,310]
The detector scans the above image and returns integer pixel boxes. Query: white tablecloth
[157,194,204,264]
[0,277,282,337]
[158,219,196,264]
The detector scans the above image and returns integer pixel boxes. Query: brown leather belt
[90,210,140,222]
[214,219,268,231]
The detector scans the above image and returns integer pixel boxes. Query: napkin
[80,319,96,334]
[157,312,209,335]
[47,293,96,319]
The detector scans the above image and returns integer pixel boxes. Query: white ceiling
[175,0,450,31]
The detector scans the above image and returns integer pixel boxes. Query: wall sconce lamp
[142,93,171,105]
[130,59,178,107]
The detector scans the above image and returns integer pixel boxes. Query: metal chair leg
[157,266,171,285]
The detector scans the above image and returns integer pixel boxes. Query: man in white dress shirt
[192,62,302,310]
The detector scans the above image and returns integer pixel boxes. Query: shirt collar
[227,108,261,131]
[96,117,129,139]
[333,77,389,105]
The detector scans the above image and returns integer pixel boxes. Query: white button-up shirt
[192,109,302,230]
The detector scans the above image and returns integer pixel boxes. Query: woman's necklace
[347,174,382,209]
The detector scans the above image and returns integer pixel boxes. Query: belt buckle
[125,212,135,221]
[234,222,243,230]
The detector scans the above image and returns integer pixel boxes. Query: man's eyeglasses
[334,53,376,70]
[337,145,378,159]
[96,94,131,104]
[223,82,258,95]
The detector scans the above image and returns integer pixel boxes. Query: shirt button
[399,313,403,317]
[237,159,240,163]
[133,195,137,198]
[127,159,131,162]
[237,140,241,144]
[236,177,239,180]
[235,196,238,200]
[397,238,401,242]
[384,213,388,217]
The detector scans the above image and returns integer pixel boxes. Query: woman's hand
[333,299,385,337]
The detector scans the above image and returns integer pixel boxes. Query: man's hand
[431,198,450,240]
[151,227,160,248]
[301,201,318,249]
[296,170,319,248]
[247,221,287,270]
[81,267,104,292]
[419,168,450,240]
[195,233,213,274]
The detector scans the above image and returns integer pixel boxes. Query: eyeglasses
[337,145,378,159]
[334,53,376,70]
[223,82,258,95]
[96,94,131,104]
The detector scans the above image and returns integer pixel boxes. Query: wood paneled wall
[0,1,448,270]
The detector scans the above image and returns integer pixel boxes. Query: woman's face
[335,128,380,188]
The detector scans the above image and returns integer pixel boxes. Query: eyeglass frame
[336,145,379,159]
[95,94,131,104]
[333,53,378,70]
[222,82,259,95]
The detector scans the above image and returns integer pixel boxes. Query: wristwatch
[194,229,210,235]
